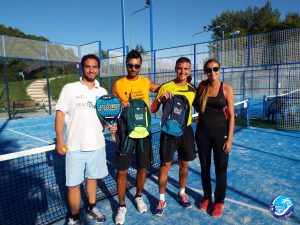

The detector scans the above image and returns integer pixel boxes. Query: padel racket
[96,95,122,141]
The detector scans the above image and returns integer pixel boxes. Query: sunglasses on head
[205,67,220,74]
[126,63,141,69]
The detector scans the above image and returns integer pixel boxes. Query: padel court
[0,115,299,225]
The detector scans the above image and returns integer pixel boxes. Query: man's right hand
[56,140,68,155]
[160,91,174,101]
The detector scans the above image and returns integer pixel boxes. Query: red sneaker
[212,203,224,218]
[199,198,210,211]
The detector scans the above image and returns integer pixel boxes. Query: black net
[0,123,163,225]
[264,89,300,131]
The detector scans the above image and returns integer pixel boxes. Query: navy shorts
[115,136,152,171]
[159,125,196,164]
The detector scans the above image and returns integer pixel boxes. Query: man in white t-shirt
[55,54,116,225]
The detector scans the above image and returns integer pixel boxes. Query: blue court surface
[0,116,299,224]
[0,116,57,154]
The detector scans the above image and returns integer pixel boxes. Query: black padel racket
[96,95,122,141]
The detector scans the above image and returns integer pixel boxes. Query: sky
[0,0,299,51]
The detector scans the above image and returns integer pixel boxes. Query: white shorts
[66,148,108,187]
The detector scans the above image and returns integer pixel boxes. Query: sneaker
[154,200,166,217]
[199,198,210,211]
[212,203,224,218]
[177,193,192,209]
[87,206,106,223]
[115,206,127,225]
[67,218,82,225]
[134,196,147,213]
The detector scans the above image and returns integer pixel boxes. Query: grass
[48,74,80,100]
[0,80,33,109]
[1,73,121,107]
[250,118,276,129]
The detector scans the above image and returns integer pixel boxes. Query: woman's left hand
[223,139,232,154]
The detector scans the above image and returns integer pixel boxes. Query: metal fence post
[193,44,196,86]
[275,64,279,128]
[99,41,103,87]
[2,35,11,118]
[45,41,51,115]
[107,50,111,92]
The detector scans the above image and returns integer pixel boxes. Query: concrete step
[29,81,46,84]
[26,79,57,108]
[28,85,46,88]
[31,80,47,84]
[34,98,56,103]
[27,88,44,92]
[27,93,46,97]
[29,94,48,98]
[27,90,45,95]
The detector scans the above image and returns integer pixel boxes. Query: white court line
[0,144,55,161]
[189,187,270,214]
[151,174,270,215]
[7,128,52,144]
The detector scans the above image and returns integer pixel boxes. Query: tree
[135,44,146,53]
[101,50,108,59]
[282,13,300,28]
[209,1,299,39]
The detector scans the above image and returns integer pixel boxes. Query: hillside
[0,24,49,41]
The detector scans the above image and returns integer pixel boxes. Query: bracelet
[157,98,161,102]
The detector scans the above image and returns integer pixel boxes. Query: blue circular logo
[269,195,294,219]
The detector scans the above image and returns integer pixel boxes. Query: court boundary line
[189,187,270,214]
[0,144,55,161]
[151,174,270,215]
[6,128,52,144]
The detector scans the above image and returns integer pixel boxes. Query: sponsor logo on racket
[98,104,120,111]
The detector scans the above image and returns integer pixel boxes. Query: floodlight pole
[129,6,149,50]
[121,0,126,76]
[149,0,154,81]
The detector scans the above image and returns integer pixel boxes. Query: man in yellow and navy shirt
[111,49,160,225]
[151,57,196,217]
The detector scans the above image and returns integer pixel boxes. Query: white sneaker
[67,218,82,225]
[115,206,127,225]
[86,206,106,223]
[134,196,147,213]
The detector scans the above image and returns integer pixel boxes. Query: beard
[83,73,97,82]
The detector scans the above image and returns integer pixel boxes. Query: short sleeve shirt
[55,78,107,151]
[113,76,151,106]
[156,81,196,125]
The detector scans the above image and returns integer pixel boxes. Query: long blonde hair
[199,59,221,114]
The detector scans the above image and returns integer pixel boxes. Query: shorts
[66,148,108,187]
[115,136,152,171]
[159,125,196,164]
